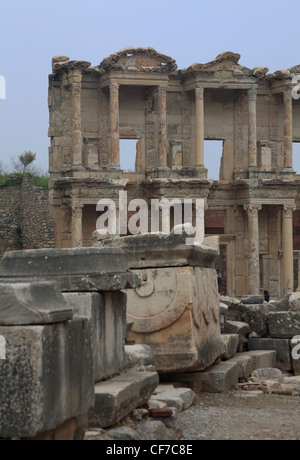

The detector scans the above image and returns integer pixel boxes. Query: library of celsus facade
[48,47,300,299]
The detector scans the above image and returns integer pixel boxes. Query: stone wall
[0,175,54,260]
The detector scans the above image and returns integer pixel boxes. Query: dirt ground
[177,391,300,440]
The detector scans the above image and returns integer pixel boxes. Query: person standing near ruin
[217,270,222,292]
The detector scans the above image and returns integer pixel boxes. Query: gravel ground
[177,391,300,440]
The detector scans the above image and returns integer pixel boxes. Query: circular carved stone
[127,267,193,334]
[135,280,155,298]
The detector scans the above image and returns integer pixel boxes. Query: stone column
[282,204,295,294]
[109,83,120,168]
[248,86,257,167]
[244,204,262,295]
[157,85,168,168]
[283,89,293,169]
[195,87,204,167]
[70,69,83,167]
[71,202,84,248]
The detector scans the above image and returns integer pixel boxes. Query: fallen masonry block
[183,361,240,393]
[269,312,300,339]
[0,317,94,439]
[148,385,196,412]
[223,321,250,336]
[248,338,292,372]
[241,350,276,370]
[239,304,269,337]
[252,368,283,382]
[0,281,72,325]
[220,334,239,360]
[241,295,264,305]
[63,291,127,383]
[226,353,254,379]
[89,369,159,428]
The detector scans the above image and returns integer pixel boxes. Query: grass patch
[32,175,49,192]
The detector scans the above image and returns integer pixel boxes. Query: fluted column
[283,89,293,169]
[248,86,257,167]
[195,87,204,167]
[110,82,120,168]
[282,204,295,294]
[158,85,168,167]
[71,202,83,248]
[244,204,262,295]
[70,69,82,167]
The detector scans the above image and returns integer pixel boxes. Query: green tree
[11,151,37,173]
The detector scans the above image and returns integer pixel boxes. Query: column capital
[69,69,82,84]
[195,87,204,100]
[244,203,262,216]
[283,88,293,102]
[71,201,84,217]
[157,85,168,96]
[283,204,296,217]
[248,86,257,101]
[109,82,119,95]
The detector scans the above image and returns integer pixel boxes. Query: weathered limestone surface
[0,317,94,439]
[220,334,239,360]
[248,338,292,372]
[268,312,300,338]
[239,303,269,337]
[89,369,159,428]
[98,233,225,373]
[0,281,72,326]
[63,292,127,382]
[0,247,140,292]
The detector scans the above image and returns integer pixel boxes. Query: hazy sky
[0,0,300,177]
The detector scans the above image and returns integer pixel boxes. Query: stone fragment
[248,338,292,372]
[269,312,300,338]
[224,321,250,336]
[147,400,167,410]
[63,291,127,382]
[0,318,94,439]
[109,426,141,441]
[220,334,239,360]
[125,344,155,368]
[228,353,254,379]
[136,420,171,441]
[0,281,72,326]
[241,295,264,305]
[149,385,195,412]
[0,248,141,293]
[244,350,276,369]
[192,361,239,393]
[288,292,300,311]
[239,304,269,336]
[89,369,159,428]
[252,368,283,382]
[253,66,269,77]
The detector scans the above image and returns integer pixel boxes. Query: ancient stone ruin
[48,47,300,299]
[1,47,300,440]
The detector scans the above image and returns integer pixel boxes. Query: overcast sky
[0,0,300,177]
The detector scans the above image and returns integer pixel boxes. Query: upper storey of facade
[48,47,300,181]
